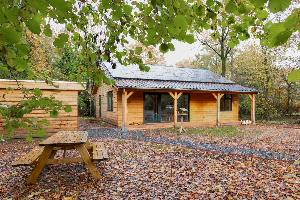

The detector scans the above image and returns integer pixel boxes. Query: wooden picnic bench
[12,131,108,185]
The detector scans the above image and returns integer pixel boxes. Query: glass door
[144,94,159,122]
[160,94,174,122]
[144,93,174,123]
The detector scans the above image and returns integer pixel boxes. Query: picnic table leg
[26,146,54,185]
[75,144,101,179]
[49,150,58,159]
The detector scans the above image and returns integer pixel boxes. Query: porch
[121,89,256,131]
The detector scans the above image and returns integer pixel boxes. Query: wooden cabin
[0,79,84,138]
[93,62,258,130]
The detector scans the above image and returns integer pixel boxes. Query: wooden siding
[117,90,143,127]
[114,91,239,126]
[190,93,239,123]
[0,90,79,138]
[95,84,118,126]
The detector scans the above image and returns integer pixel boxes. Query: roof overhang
[115,86,259,94]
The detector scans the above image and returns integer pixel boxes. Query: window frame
[107,91,113,111]
[220,94,232,112]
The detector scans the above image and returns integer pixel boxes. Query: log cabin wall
[190,93,239,123]
[95,83,118,126]
[0,80,84,138]
[116,90,144,127]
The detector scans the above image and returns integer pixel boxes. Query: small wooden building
[0,79,84,138]
[93,62,258,130]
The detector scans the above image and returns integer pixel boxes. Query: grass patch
[186,126,245,138]
[117,139,126,144]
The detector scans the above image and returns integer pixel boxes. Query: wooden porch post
[122,90,134,131]
[248,94,256,124]
[169,92,183,127]
[212,93,224,126]
[122,89,125,131]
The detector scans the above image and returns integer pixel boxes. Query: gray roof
[100,62,258,93]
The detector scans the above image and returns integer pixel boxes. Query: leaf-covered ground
[144,124,300,159]
[1,124,300,199]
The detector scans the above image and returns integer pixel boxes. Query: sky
[164,40,202,66]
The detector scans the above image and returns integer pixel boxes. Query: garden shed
[93,62,259,130]
[0,79,84,138]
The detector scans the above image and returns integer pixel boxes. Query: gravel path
[87,128,299,161]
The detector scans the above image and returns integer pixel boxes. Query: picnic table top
[39,131,88,146]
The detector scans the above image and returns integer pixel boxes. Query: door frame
[143,92,174,123]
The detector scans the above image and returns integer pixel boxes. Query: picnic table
[12,131,108,185]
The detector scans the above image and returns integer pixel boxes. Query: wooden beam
[168,92,175,99]
[216,93,224,126]
[125,91,128,128]
[247,94,253,100]
[250,94,256,124]
[174,92,178,126]
[177,92,183,99]
[46,157,84,165]
[76,144,101,179]
[26,146,54,185]
[126,91,134,99]
[212,93,217,100]
[122,89,126,131]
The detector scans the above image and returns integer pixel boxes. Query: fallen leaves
[0,123,299,199]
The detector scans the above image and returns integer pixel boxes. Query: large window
[107,91,113,111]
[177,94,190,122]
[220,94,232,111]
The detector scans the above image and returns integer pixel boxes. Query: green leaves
[250,0,267,7]
[185,35,195,44]
[101,0,111,9]
[287,69,300,82]
[26,19,41,35]
[268,0,291,13]
[32,88,43,97]
[173,15,187,33]
[26,136,33,142]
[159,43,169,53]
[64,106,72,113]
[135,47,142,55]
[123,5,132,15]
[206,0,214,7]
[53,33,69,48]
[35,129,46,137]
[266,22,293,47]
[0,25,22,44]
[44,28,52,37]
[15,44,29,57]
[225,1,237,14]
[257,10,268,20]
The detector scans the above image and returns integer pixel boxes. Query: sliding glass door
[144,93,174,123]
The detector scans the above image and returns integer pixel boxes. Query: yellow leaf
[63,198,73,200]
[117,187,122,191]
[286,197,294,200]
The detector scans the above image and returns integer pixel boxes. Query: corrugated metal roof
[114,79,258,93]
[100,62,258,93]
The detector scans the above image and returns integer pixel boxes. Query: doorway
[144,93,174,123]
